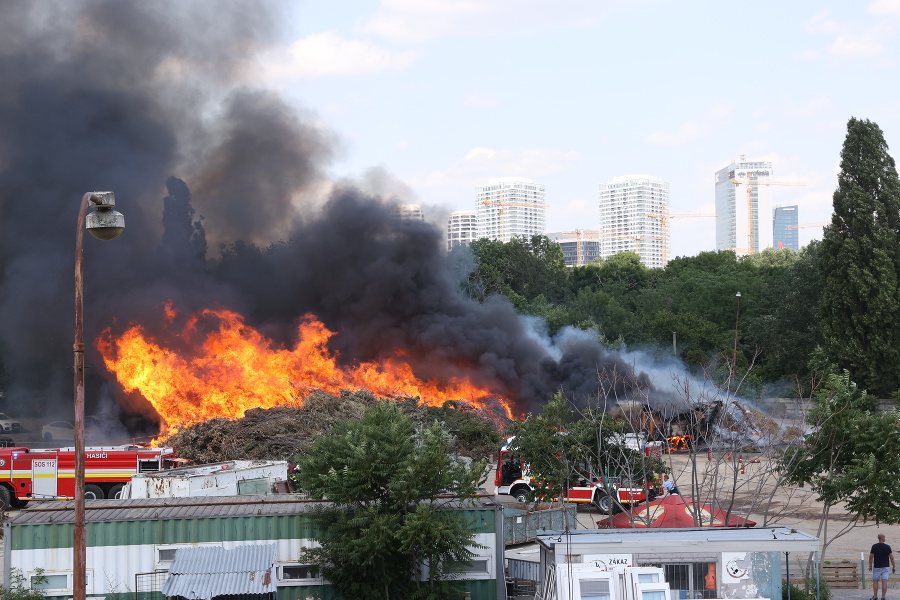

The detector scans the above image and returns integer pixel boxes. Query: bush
[0,569,46,600]
[782,576,831,600]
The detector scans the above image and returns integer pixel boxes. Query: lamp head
[85,191,125,240]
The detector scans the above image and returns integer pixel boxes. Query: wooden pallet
[789,561,860,589]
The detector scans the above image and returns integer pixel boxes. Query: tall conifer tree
[819,117,900,396]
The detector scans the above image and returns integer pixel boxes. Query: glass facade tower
[773,205,799,250]
[714,160,773,255]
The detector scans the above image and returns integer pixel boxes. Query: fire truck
[0,445,180,509]
[494,437,657,514]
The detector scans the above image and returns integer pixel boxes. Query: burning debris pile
[164,390,502,464]
[1,2,681,435]
[639,399,783,451]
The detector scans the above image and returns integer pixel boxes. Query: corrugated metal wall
[7,509,499,600]
[503,505,576,545]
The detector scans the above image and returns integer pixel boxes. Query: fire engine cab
[494,437,656,514]
[0,445,180,509]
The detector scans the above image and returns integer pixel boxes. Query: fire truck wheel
[109,484,126,500]
[513,489,529,503]
[593,493,615,514]
[0,486,11,511]
[84,484,105,500]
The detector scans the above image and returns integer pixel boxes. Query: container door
[32,458,58,498]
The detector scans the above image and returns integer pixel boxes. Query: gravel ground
[489,448,900,595]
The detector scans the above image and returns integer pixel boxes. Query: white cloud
[869,0,900,16]
[805,10,842,34]
[805,9,888,59]
[416,147,580,190]
[361,0,485,44]
[262,31,416,79]
[360,0,610,44]
[646,104,734,146]
[782,96,834,118]
[646,121,703,146]
[829,33,883,57]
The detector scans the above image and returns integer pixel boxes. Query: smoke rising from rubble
[0,1,675,425]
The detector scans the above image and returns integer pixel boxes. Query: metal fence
[504,505,577,546]
[134,570,169,600]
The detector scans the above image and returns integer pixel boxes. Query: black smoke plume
[0,1,671,427]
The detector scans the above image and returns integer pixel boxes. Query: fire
[667,435,693,452]
[97,306,514,434]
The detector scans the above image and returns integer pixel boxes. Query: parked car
[0,412,22,433]
[41,417,106,442]
[42,421,74,441]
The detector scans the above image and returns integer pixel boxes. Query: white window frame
[448,555,493,580]
[155,542,222,569]
[276,562,323,586]
[28,570,94,596]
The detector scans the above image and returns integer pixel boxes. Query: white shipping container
[123,460,289,498]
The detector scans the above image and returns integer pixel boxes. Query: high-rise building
[546,230,601,267]
[447,210,478,252]
[597,174,668,269]
[475,177,547,242]
[714,159,774,255]
[773,205,799,250]
[394,203,424,221]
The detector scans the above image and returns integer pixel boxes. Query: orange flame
[97,305,514,434]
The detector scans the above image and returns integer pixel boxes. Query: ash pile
[623,399,783,452]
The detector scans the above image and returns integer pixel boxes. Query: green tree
[744,243,824,385]
[782,372,900,559]
[819,117,900,396]
[465,235,568,303]
[505,393,665,512]
[295,401,487,600]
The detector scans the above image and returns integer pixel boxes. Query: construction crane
[480,191,548,242]
[731,176,804,254]
[559,229,600,266]
[597,229,651,264]
[646,213,716,267]
[787,221,829,229]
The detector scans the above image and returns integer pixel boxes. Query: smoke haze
[0,1,673,427]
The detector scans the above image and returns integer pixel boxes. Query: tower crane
[558,229,601,266]
[646,212,716,267]
[597,229,652,264]
[731,177,804,254]
[787,221,829,229]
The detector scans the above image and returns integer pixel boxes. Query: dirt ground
[487,449,900,564]
[656,450,900,562]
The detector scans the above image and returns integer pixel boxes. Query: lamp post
[74,192,124,600]
[730,291,742,391]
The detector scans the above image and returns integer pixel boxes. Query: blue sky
[258,1,900,259]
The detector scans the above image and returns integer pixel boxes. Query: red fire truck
[494,437,657,514]
[0,445,180,509]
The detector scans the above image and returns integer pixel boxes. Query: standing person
[662,475,679,495]
[869,533,896,600]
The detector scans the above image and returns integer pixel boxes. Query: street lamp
[74,191,124,600]
[730,291,742,392]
